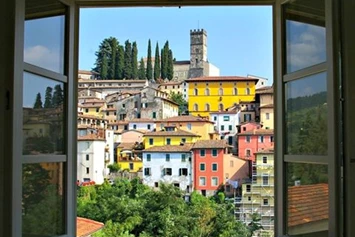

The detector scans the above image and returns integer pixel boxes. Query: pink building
[237,126,274,162]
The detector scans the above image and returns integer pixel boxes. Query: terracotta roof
[114,129,125,134]
[79,104,103,108]
[210,111,238,115]
[122,129,146,134]
[173,60,190,65]
[185,76,259,82]
[78,70,99,75]
[78,79,146,83]
[238,129,274,135]
[76,217,104,237]
[157,115,213,123]
[255,148,274,154]
[159,97,179,106]
[143,144,193,152]
[84,98,106,103]
[288,183,329,227]
[107,121,129,125]
[260,104,274,108]
[129,118,155,123]
[144,129,200,137]
[256,86,273,94]
[77,134,105,141]
[192,140,228,149]
[117,142,135,150]
[78,114,107,120]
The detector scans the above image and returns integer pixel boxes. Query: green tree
[153,42,160,80]
[52,84,64,107]
[33,92,43,109]
[138,57,146,80]
[116,45,125,79]
[93,38,111,79]
[146,39,153,80]
[131,42,139,79]
[247,213,264,237]
[124,40,133,79]
[160,42,168,79]
[167,49,174,80]
[169,91,187,115]
[108,37,118,79]
[44,87,53,108]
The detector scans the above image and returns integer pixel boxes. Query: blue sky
[79,6,273,83]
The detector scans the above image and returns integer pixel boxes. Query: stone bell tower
[188,29,209,78]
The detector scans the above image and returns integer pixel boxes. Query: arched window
[194,88,198,96]
[219,103,224,111]
[234,88,238,95]
[194,103,198,111]
[246,88,250,95]
[205,103,210,111]
[219,88,224,96]
[205,88,210,96]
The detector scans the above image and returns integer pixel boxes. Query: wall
[207,62,220,76]
[144,135,197,149]
[188,81,256,118]
[260,107,274,129]
[155,121,214,140]
[223,154,249,182]
[142,152,192,191]
[193,148,224,196]
[238,134,274,161]
[121,130,144,143]
[128,122,155,131]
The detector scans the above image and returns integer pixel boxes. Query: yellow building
[116,142,143,172]
[155,115,218,140]
[79,98,106,117]
[235,149,274,236]
[186,76,258,118]
[143,126,200,149]
[257,86,274,129]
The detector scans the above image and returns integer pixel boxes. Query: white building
[210,111,240,145]
[142,144,193,192]
[128,118,156,131]
[77,130,114,184]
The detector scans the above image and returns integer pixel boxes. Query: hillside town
[74,29,275,236]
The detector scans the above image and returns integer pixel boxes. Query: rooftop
[185,76,259,82]
[157,115,213,123]
[77,133,105,141]
[76,217,104,237]
[143,144,193,152]
[288,183,329,227]
[256,86,273,94]
[238,129,274,136]
[192,140,228,149]
[260,104,274,108]
[144,129,200,137]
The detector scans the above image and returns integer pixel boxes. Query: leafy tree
[33,92,43,109]
[167,49,174,80]
[124,40,133,79]
[138,58,146,80]
[108,37,118,79]
[52,84,64,107]
[153,42,160,79]
[116,45,125,79]
[131,42,139,79]
[146,39,153,80]
[247,213,264,237]
[108,163,121,173]
[44,87,53,108]
[169,91,187,115]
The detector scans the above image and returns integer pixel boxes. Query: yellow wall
[144,135,198,149]
[188,81,256,118]
[260,108,274,129]
[156,122,214,140]
[119,161,143,172]
[82,107,102,117]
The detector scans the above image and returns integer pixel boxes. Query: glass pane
[23,72,65,155]
[285,72,327,155]
[22,162,65,236]
[285,0,326,73]
[24,0,66,73]
[287,163,328,235]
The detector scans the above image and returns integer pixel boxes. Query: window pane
[285,0,325,73]
[285,72,327,155]
[287,163,328,235]
[23,72,65,155]
[22,162,65,236]
[24,0,66,73]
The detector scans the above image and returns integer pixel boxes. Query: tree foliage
[116,45,125,79]
[34,92,43,109]
[146,39,153,80]
[169,91,188,115]
[44,87,53,108]
[108,37,118,79]
[138,57,146,80]
[52,84,64,108]
[77,179,251,237]
[124,40,133,79]
[131,42,138,79]
[153,42,160,80]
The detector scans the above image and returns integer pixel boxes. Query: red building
[237,122,274,162]
[192,140,227,196]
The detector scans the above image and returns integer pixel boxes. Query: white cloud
[24,45,63,73]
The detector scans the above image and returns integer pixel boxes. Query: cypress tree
[93,38,111,79]
[52,84,64,107]
[131,42,138,79]
[146,39,153,80]
[108,37,118,79]
[115,45,124,79]
[161,47,165,79]
[33,93,43,109]
[44,87,53,108]
[161,41,169,79]
[123,40,133,79]
[167,49,174,80]
[154,42,160,80]
[138,57,146,80]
